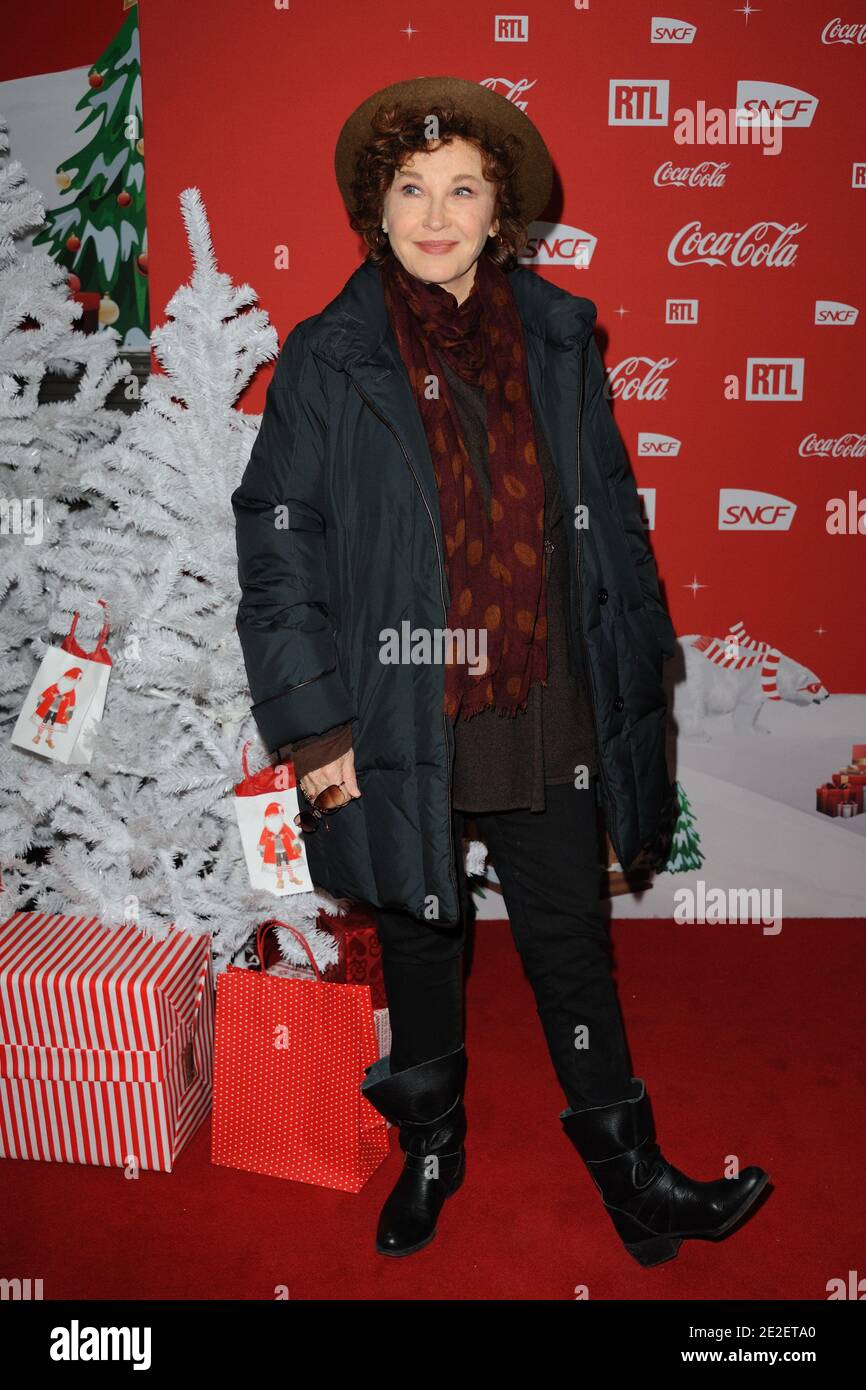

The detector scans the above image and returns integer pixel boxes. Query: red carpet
[1,916,863,1301]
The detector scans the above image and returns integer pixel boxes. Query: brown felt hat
[334,75,554,225]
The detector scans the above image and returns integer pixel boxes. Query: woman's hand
[299,747,362,804]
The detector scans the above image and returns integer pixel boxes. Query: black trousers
[374,778,639,1111]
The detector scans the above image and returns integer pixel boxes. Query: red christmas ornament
[88,72,104,89]
[66,234,81,253]
[136,253,149,276]
[117,191,131,207]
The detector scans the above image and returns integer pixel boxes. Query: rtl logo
[746,359,804,401]
[609,79,669,125]
[666,298,699,324]
[495,14,528,42]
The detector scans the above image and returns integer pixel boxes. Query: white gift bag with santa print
[10,607,112,767]
[233,741,313,896]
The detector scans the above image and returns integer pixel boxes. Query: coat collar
[306,258,597,375]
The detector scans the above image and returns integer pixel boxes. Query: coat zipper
[349,377,460,914]
[573,341,618,852]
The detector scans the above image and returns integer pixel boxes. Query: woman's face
[381,136,500,305]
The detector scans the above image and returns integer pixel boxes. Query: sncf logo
[638,433,682,456]
[735,81,819,129]
[815,301,859,325]
[520,221,597,267]
[719,490,797,531]
[746,359,804,401]
[651,16,696,43]
[609,79,670,125]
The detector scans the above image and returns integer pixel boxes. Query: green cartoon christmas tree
[664,780,704,872]
[32,2,148,346]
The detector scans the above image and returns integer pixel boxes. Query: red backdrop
[133,0,865,695]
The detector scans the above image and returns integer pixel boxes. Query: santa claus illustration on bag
[31,667,82,749]
[258,800,304,889]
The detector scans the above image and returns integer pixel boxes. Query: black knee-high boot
[360,1044,468,1257]
[561,1079,771,1266]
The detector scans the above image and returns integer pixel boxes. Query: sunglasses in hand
[294,779,352,834]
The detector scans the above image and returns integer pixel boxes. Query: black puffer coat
[231,259,679,925]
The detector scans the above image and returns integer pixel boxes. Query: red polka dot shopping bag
[210,919,390,1193]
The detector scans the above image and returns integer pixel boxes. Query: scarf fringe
[455,681,549,723]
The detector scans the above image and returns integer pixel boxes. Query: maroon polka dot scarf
[379,250,548,722]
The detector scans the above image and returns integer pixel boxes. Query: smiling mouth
[414,241,459,252]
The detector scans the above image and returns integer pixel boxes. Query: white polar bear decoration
[668,618,829,741]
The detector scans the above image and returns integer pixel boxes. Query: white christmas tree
[3,144,486,971]
[0,113,128,896]
[3,181,357,975]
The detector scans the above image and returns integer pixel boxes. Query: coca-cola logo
[799,433,866,458]
[604,357,676,402]
[480,77,536,110]
[668,220,805,267]
[654,160,729,188]
[821,17,866,44]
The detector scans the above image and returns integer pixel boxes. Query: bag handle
[255,918,324,983]
[66,598,111,656]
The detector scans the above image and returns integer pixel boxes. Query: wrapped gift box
[261,908,386,1009]
[831,771,866,790]
[816,783,863,817]
[0,911,214,1171]
[316,906,386,1009]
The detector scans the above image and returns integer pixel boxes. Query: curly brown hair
[347,100,530,272]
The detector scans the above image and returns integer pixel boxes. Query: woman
[231,76,770,1267]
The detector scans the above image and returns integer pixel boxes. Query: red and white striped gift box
[0,911,214,1172]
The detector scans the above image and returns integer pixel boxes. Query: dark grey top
[439,354,599,813]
